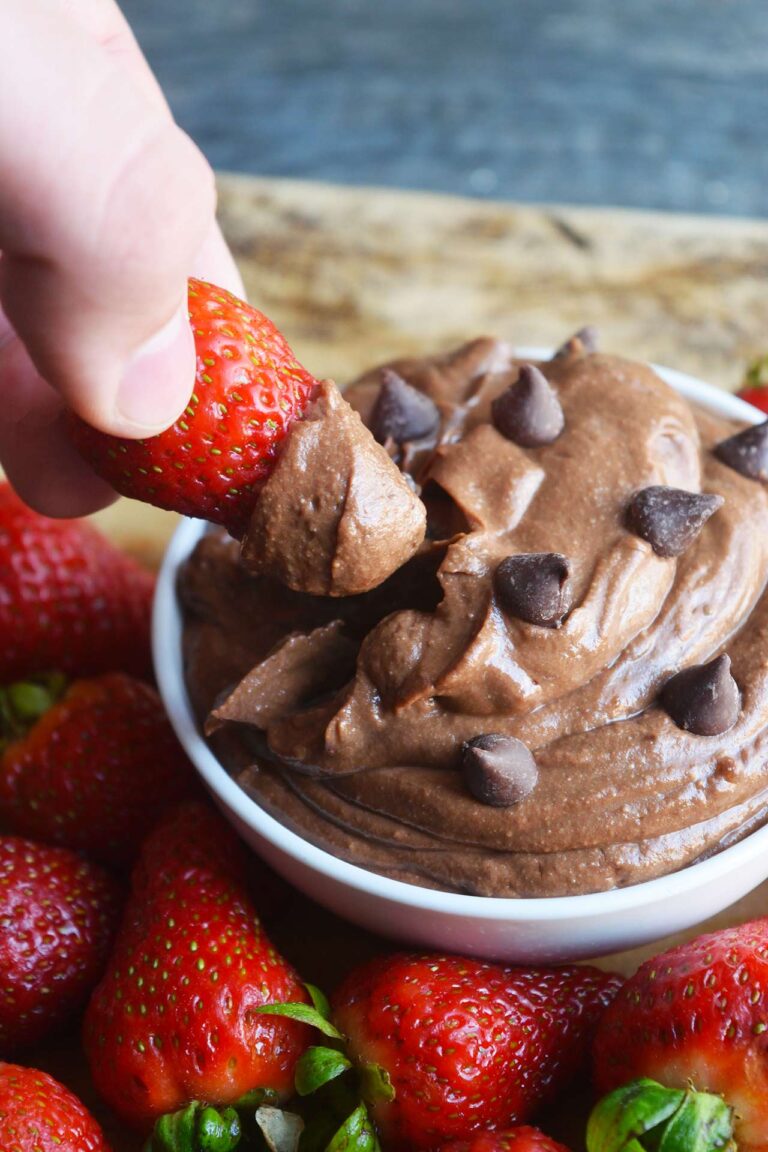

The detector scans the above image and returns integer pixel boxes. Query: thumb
[109,296,196,433]
[0,0,216,438]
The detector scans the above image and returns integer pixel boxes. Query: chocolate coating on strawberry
[495,553,572,628]
[461,734,538,807]
[72,280,428,599]
[242,381,426,596]
[625,486,724,558]
[370,369,441,445]
[715,420,768,481]
[491,365,565,447]
[660,653,740,736]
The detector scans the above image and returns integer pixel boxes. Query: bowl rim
[153,350,768,921]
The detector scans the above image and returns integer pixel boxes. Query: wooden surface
[38,175,768,1149]
[216,173,768,391]
[124,0,768,217]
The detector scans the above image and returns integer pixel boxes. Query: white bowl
[153,353,766,963]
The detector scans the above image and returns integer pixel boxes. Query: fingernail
[116,301,195,433]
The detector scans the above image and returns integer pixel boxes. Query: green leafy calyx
[145,1101,241,1152]
[586,1077,736,1152]
[295,1047,353,1096]
[256,1001,345,1041]
[257,988,390,1152]
[0,672,67,748]
[746,354,768,389]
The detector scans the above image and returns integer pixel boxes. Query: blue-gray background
[123,0,768,217]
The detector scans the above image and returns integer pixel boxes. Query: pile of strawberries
[2,283,766,1152]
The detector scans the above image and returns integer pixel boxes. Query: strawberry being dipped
[593,918,768,1151]
[83,801,308,1132]
[0,1062,111,1152]
[70,279,426,597]
[262,952,621,1151]
[0,482,154,682]
[0,673,199,867]
[71,279,317,539]
[0,837,119,1050]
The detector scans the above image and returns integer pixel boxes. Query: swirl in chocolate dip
[179,333,768,897]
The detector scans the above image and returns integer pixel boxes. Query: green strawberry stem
[295,1047,353,1096]
[586,1077,736,1152]
[323,1105,380,1152]
[0,672,67,748]
[257,1001,345,1042]
[745,353,768,389]
[144,1101,242,1152]
[255,987,389,1152]
[146,1090,302,1152]
[304,983,333,1020]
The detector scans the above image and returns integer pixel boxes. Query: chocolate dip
[180,337,768,897]
[242,381,426,596]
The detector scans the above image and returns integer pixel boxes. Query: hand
[0,0,244,516]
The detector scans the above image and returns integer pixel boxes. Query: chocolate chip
[660,654,740,737]
[461,734,538,807]
[625,486,724,558]
[715,421,768,482]
[369,369,441,444]
[494,552,571,628]
[491,365,565,448]
[552,326,599,360]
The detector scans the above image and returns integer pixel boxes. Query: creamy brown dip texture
[180,337,768,897]
[242,380,426,597]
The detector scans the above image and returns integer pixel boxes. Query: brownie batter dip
[180,330,768,897]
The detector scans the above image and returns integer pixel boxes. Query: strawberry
[0,481,154,682]
[737,354,768,415]
[0,1062,111,1152]
[442,1128,572,1152]
[0,673,199,866]
[263,953,621,1151]
[70,279,319,539]
[593,918,768,1151]
[444,1124,571,1152]
[83,801,309,1132]
[332,954,620,1149]
[0,837,120,1050]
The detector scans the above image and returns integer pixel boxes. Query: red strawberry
[0,837,120,1050]
[593,918,768,1151]
[0,1062,111,1152]
[329,953,621,1150]
[83,801,308,1132]
[737,354,768,415]
[442,1128,572,1152]
[0,482,154,682]
[70,279,319,539]
[0,673,199,866]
